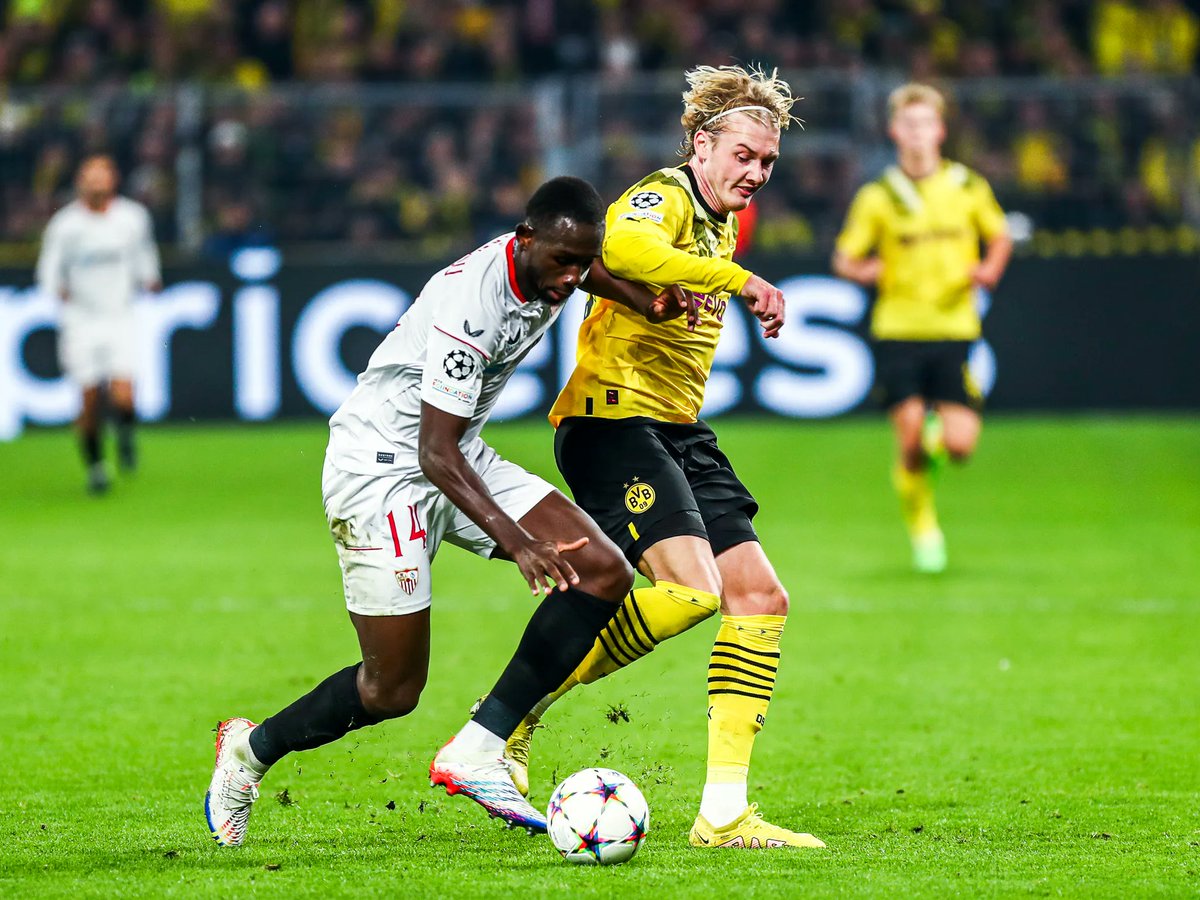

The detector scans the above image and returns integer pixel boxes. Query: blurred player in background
[833,84,1012,574]
[36,155,161,495]
[205,177,692,845]
[474,65,826,851]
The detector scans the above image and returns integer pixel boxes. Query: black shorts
[873,340,984,410]
[554,417,759,566]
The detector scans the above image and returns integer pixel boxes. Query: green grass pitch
[2,416,1198,898]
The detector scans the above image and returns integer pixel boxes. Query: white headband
[701,105,776,129]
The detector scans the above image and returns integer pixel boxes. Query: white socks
[452,719,506,755]
[699,782,748,829]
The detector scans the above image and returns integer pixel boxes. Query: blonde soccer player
[464,65,826,850]
[833,83,1012,573]
[37,155,162,494]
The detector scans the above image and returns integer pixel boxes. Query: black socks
[248,664,380,768]
[473,586,617,740]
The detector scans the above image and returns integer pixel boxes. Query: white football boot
[430,738,547,834]
[205,718,268,847]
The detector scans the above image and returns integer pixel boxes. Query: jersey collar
[505,237,530,303]
[681,163,728,223]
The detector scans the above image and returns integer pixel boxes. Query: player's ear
[515,221,535,245]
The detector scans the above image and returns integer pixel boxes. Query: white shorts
[58,308,136,388]
[322,441,556,617]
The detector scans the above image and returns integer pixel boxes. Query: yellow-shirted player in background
[833,83,1012,574]
[483,65,825,850]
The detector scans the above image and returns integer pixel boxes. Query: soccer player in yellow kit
[494,65,824,850]
[833,83,1012,573]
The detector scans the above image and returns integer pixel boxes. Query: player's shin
[892,462,938,538]
[247,663,380,770]
[548,581,720,704]
[702,614,784,827]
[468,586,619,747]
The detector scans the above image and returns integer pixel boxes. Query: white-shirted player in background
[205,176,694,846]
[36,155,162,495]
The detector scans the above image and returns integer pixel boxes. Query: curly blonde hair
[678,64,800,159]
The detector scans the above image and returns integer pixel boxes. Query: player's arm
[832,185,884,286]
[36,216,68,301]
[417,403,586,596]
[136,207,163,292]
[605,191,783,336]
[581,257,698,330]
[604,187,752,296]
[969,177,1012,291]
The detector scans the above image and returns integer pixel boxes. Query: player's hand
[645,285,700,331]
[513,536,588,596]
[741,274,786,339]
[59,288,70,301]
[971,263,1000,291]
[146,280,163,293]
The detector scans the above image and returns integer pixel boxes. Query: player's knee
[578,544,635,602]
[944,433,976,462]
[733,583,789,616]
[358,672,425,719]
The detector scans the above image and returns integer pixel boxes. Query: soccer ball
[546,768,649,865]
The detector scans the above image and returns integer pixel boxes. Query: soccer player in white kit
[205,177,693,846]
[36,155,162,494]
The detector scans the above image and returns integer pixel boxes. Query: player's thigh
[935,401,982,459]
[890,396,926,455]
[873,340,924,410]
[322,458,448,619]
[677,423,761,554]
[58,317,103,389]
[108,378,134,409]
[715,540,788,616]
[638,534,721,595]
[104,312,137,385]
[554,417,710,572]
[927,340,983,413]
[510,490,634,601]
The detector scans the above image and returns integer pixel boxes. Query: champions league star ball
[546,768,649,865]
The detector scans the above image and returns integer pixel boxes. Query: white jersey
[36,196,160,315]
[327,233,564,474]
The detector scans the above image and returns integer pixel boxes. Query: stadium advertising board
[1,252,1196,439]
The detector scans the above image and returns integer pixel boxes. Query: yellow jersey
[835,160,1007,341]
[549,165,751,426]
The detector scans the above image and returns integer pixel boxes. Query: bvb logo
[629,191,663,210]
[443,349,477,380]
[624,482,656,514]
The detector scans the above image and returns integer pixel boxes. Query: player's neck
[898,153,941,181]
[687,159,729,216]
[83,196,114,213]
[511,244,538,300]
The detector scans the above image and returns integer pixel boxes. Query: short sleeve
[971,176,1008,242]
[835,185,885,259]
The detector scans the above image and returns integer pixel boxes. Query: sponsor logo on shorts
[395,568,420,595]
[443,349,477,380]
[629,190,664,209]
[624,481,656,514]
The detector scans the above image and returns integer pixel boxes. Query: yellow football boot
[503,715,543,798]
[689,804,826,849]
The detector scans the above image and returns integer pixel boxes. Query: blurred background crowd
[1,0,1198,259]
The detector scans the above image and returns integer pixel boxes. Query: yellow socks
[701,614,784,825]
[892,462,939,538]
[546,581,720,704]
